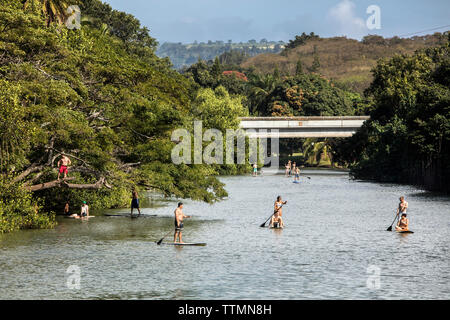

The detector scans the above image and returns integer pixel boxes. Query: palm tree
[247,73,280,115]
[23,0,71,26]
[302,138,332,166]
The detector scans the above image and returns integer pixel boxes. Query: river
[0,170,449,299]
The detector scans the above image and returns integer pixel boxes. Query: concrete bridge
[239,116,370,138]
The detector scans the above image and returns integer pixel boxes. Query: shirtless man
[57,154,71,180]
[270,196,287,228]
[396,196,408,222]
[285,161,291,177]
[131,189,141,216]
[294,167,300,182]
[396,213,409,232]
[174,202,191,243]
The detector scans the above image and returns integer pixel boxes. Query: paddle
[386,211,400,231]
[156,230,173,245]
[259,204,285,228]
[157,215,192,245]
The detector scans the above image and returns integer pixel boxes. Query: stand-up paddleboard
[65,216,95,219]
[270,226,284,230]
[397,230,414,234]
[293,181,300,184]
[104,214,157,218]
[158,242,207,246]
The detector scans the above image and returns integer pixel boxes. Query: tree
[295,59,304,76]
[23,0,70,26]
[247,73,280,115]
[333,37,450,193]
[310,54,320,73]
[0,1,250,233]
[285,32,320,50]
[211,57,222,78]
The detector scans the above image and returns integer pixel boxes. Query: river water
[0,170,449,300]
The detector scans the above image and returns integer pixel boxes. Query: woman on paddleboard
[270,196,287,228]
[395,213,409,232]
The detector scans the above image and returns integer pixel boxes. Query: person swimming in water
[395,213,409,232]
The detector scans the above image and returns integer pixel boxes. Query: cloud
[327,0,367,39]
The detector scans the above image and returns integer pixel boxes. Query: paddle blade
[156,238,164,245]
[259,222,266,228]
[387,226,392,231]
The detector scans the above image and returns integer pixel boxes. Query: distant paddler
[387,196,409,231]
[174,202,192,244]
[252,163,258,177]
[285,160,292,177]
[294,167,300,182]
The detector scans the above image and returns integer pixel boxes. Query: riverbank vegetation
[332,36,450,193]
[0,0,247,233]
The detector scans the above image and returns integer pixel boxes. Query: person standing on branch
[57,154,71,180]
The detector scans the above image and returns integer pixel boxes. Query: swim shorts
[131,199,139,209]
[59,165,68,174]
[174,221,184,231]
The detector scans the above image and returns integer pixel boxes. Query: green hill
[241,34,448,93]
[156,40,286,70]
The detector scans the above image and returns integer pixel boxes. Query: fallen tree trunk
[27,178,76,192]
[27,177,111,192]
[65,177,111,190]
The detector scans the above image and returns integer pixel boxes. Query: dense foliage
[0,0,248,233]
[333,36,450,193]
[284,32,320,50]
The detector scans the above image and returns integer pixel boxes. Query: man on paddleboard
[396,196,408,221]
[174,202,191,243]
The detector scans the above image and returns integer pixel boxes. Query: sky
[103,0,450,43]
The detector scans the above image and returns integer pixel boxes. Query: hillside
[157,40,285,69]
[241,34,448,93]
